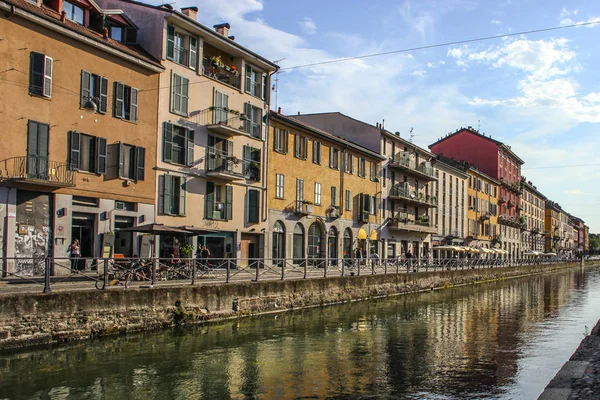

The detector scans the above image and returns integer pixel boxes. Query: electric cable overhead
[280,20,600,71]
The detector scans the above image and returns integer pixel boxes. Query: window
[314,182,322,205]
[158,174,186,216]
[205,183,232,220]
[29,52,53,98]
[370,162,377,181]
[382,168,387,187]
[247,189,259,223]
[189,37,198,70]
[109,26,123,42]
[296,178,304,202]
[276,173,284,199]
[345,190,351,210]
[80,71,108,114]
[113,82,138,122]
[243,103,263,139]
[245,64,265,99]
[358,194,371,221]
[329,147,340,169]
[357,158,366,178]
[163,122,194,166]
[119,143,144,180]
[63,1,84,24]
[68,131,108,175]
[166,25,197,68]
[171,74,189,116]
[312,141,322,164]
[242,146,261,181]
[273,127,288,153]
[294,134,308,159]
[331,186,338,207]
[213,89,229,124]
[370,196,377,215]
[343,153,353,173]
[72,196,99,207]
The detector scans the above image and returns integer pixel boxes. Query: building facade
[429,127,524,259]
[545,201,565,254]
[0,0,162,274]
[431,159,468,252]
[520,180,546,254]
[465,167,499,250]
[291,113,438,259]
[266,112,383,264]
[98,0,278,260]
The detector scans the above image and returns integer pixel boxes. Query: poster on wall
[140,235,152,258]
[102,233,115,258]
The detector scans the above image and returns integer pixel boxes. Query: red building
[429,127,525,258]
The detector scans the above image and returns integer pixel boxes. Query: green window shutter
[189,37,197,70]
[29,52,44,95]
[96,137,107,174]
[136,146,145,181]
[303,137,309,159]
[163,122,173,162]
[118,142,125,178]
[178,177,186,216]
[172,73,180,113]
[80,70,91,107]
[207,135,216,170]
[69,131,80,170]
[114,82,124,118]
[358,193,364,222]
[243,145,251,178]
[248,189,259,223]
[205,182,214,219]
[166,25,175,60]
[130,87,138,122]
[243,102,252,133]
[164,175,173,214]
[181,77,188,115]
[273,127,280,151]
[245,64,252,94]
[157,175,165,215]
[221,92,229,123]
[225,185,233,220]
[186,129,194,166]
[294,134,300,157]
[261,72,267,100]
[213,89,221,124]
[284,130,289,153]
[329,146,334,168]
[99,77,108,114]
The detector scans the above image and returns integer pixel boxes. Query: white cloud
[411,70,427,77]
[398,0,434,42]
[299,17,317,35]
[565,189,594,195]
[490,19,502,24]
[559,8,600,27]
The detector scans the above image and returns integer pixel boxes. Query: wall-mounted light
[82,97,99,113]
[56,208,67,217]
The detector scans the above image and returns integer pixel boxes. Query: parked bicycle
[95,259,149,290]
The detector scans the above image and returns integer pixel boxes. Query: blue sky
[173,0,600,231]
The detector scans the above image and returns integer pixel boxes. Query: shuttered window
[312,141,321,164]
[158,174,186,215]
[67,131,108,175]
[275,173,284,199]
[273,127,289,153]
[294,135,308,159]
[166,25,175,60]
[189,37,198,70]
[243,102,264,139]
[163,122,194,166]
[205,182,232,220]
[314,182,322,205]
[331,186,337,207]
[113,82,139,122]
[247,189,259,223]
[80,70,108,114]
[244,64,264,98]
[171,73,189,116]
[213,89,229,124]
[29,52,53,98]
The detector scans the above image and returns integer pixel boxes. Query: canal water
[1,267,600,400]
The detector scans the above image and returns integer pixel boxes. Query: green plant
[179,243,194,258]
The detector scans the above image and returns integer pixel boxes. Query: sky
[167,0,600,231]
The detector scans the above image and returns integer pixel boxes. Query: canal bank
[0,261,589,351]
[539,317,600,400]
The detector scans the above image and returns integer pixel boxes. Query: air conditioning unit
[115,201,125,210]
[304,204,313,213]
[328,207,338,218]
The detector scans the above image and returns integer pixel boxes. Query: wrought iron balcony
[388,184,438,207]
[205,154,260,182]
[390,212,437,233]
[202,56,241,89]
[479,212,491,221]
[387,152,436,181]
[295,200,313,215]
[0,156,75,187]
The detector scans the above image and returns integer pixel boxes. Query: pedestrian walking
[70,239,81,272]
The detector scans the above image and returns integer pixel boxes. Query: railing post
[341,259,345,277]
[226,259,230,283]
[384,259,388,275]
[357,258,361,276]
[255,259,259,282]
[281,259,285,280]
[396,258,400,274]
[323,259,327,278]
[151,258,156,287]
[303,260,307,279]
[103,258,109,290]
[190,259,196,285]
[43,257,51,293]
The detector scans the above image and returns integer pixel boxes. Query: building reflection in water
[0,269,595,399]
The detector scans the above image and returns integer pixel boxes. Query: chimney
[60,10,66,22]
[181,6,198,20]
[102,27,109,39]
[277,107,281,114]
[214,22,231,37]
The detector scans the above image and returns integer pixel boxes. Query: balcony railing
[0,156,75,187]
[388,153,436,180]
[388,184,438,207]
[390,211,437,233]
[206,153,260,181]
[202,57,241,89]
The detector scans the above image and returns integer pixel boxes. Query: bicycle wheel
[95,276,106,290]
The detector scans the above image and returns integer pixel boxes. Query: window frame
[312,141,321,164]
[345,190,351,211]
[163,122,195,166]
[245,63,265,99]
[275,173,284,199]
[80,70,108,114]
[29,52,53,98]
[113,82,139,122]
[63,1,84,24]
[314,182,322,206]
[171,73,189,116]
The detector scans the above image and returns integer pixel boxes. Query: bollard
[103,259,109,290]
[226,260,230,283]
[43,257,52,293]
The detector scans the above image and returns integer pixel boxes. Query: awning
[545,252,557,256]
[370,230,378,241]
[357,228,367,240]
[468,247,480,253]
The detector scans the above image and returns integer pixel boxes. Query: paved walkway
[538,318,600,400]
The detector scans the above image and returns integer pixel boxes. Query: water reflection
[1,268,599,399]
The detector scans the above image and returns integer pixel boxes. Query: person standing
[70,239,81,272]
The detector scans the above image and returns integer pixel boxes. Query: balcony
[205,154,260,182]
[389,212,437,233]
[0,156,75,187]
[206,111,250,138]
[295,200,313,216]
[202,50,241,90]
[388,184,438,207]
[388,152,436,181]
[479,212,490,221]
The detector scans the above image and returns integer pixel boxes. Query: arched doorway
[308,222,323,264]
[293,223,304,265]
[272,221,285,266]
[328,226,338,265]
[343,228,352,267]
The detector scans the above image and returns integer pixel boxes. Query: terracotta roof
[5,0,163,69]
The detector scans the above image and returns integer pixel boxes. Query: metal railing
[0,255,582,294]
[202,57,241,89]
[389,153,435,179]
[0,156,74,186]
[389,185,438,206]
[206,147,261,181]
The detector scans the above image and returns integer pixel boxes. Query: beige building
[520,180,546,254]
[98,0,279,260]
[431,158,468,250]
[292,113,438,259]
[267,112,383,263]
[0,0,162,273]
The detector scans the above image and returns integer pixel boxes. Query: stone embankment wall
[0,262,584,351]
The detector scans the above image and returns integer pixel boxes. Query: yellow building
[544,201,561,253]
[466,167,500,250]
[267,111,384,263]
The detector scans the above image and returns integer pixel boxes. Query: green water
[1,268,599,399]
